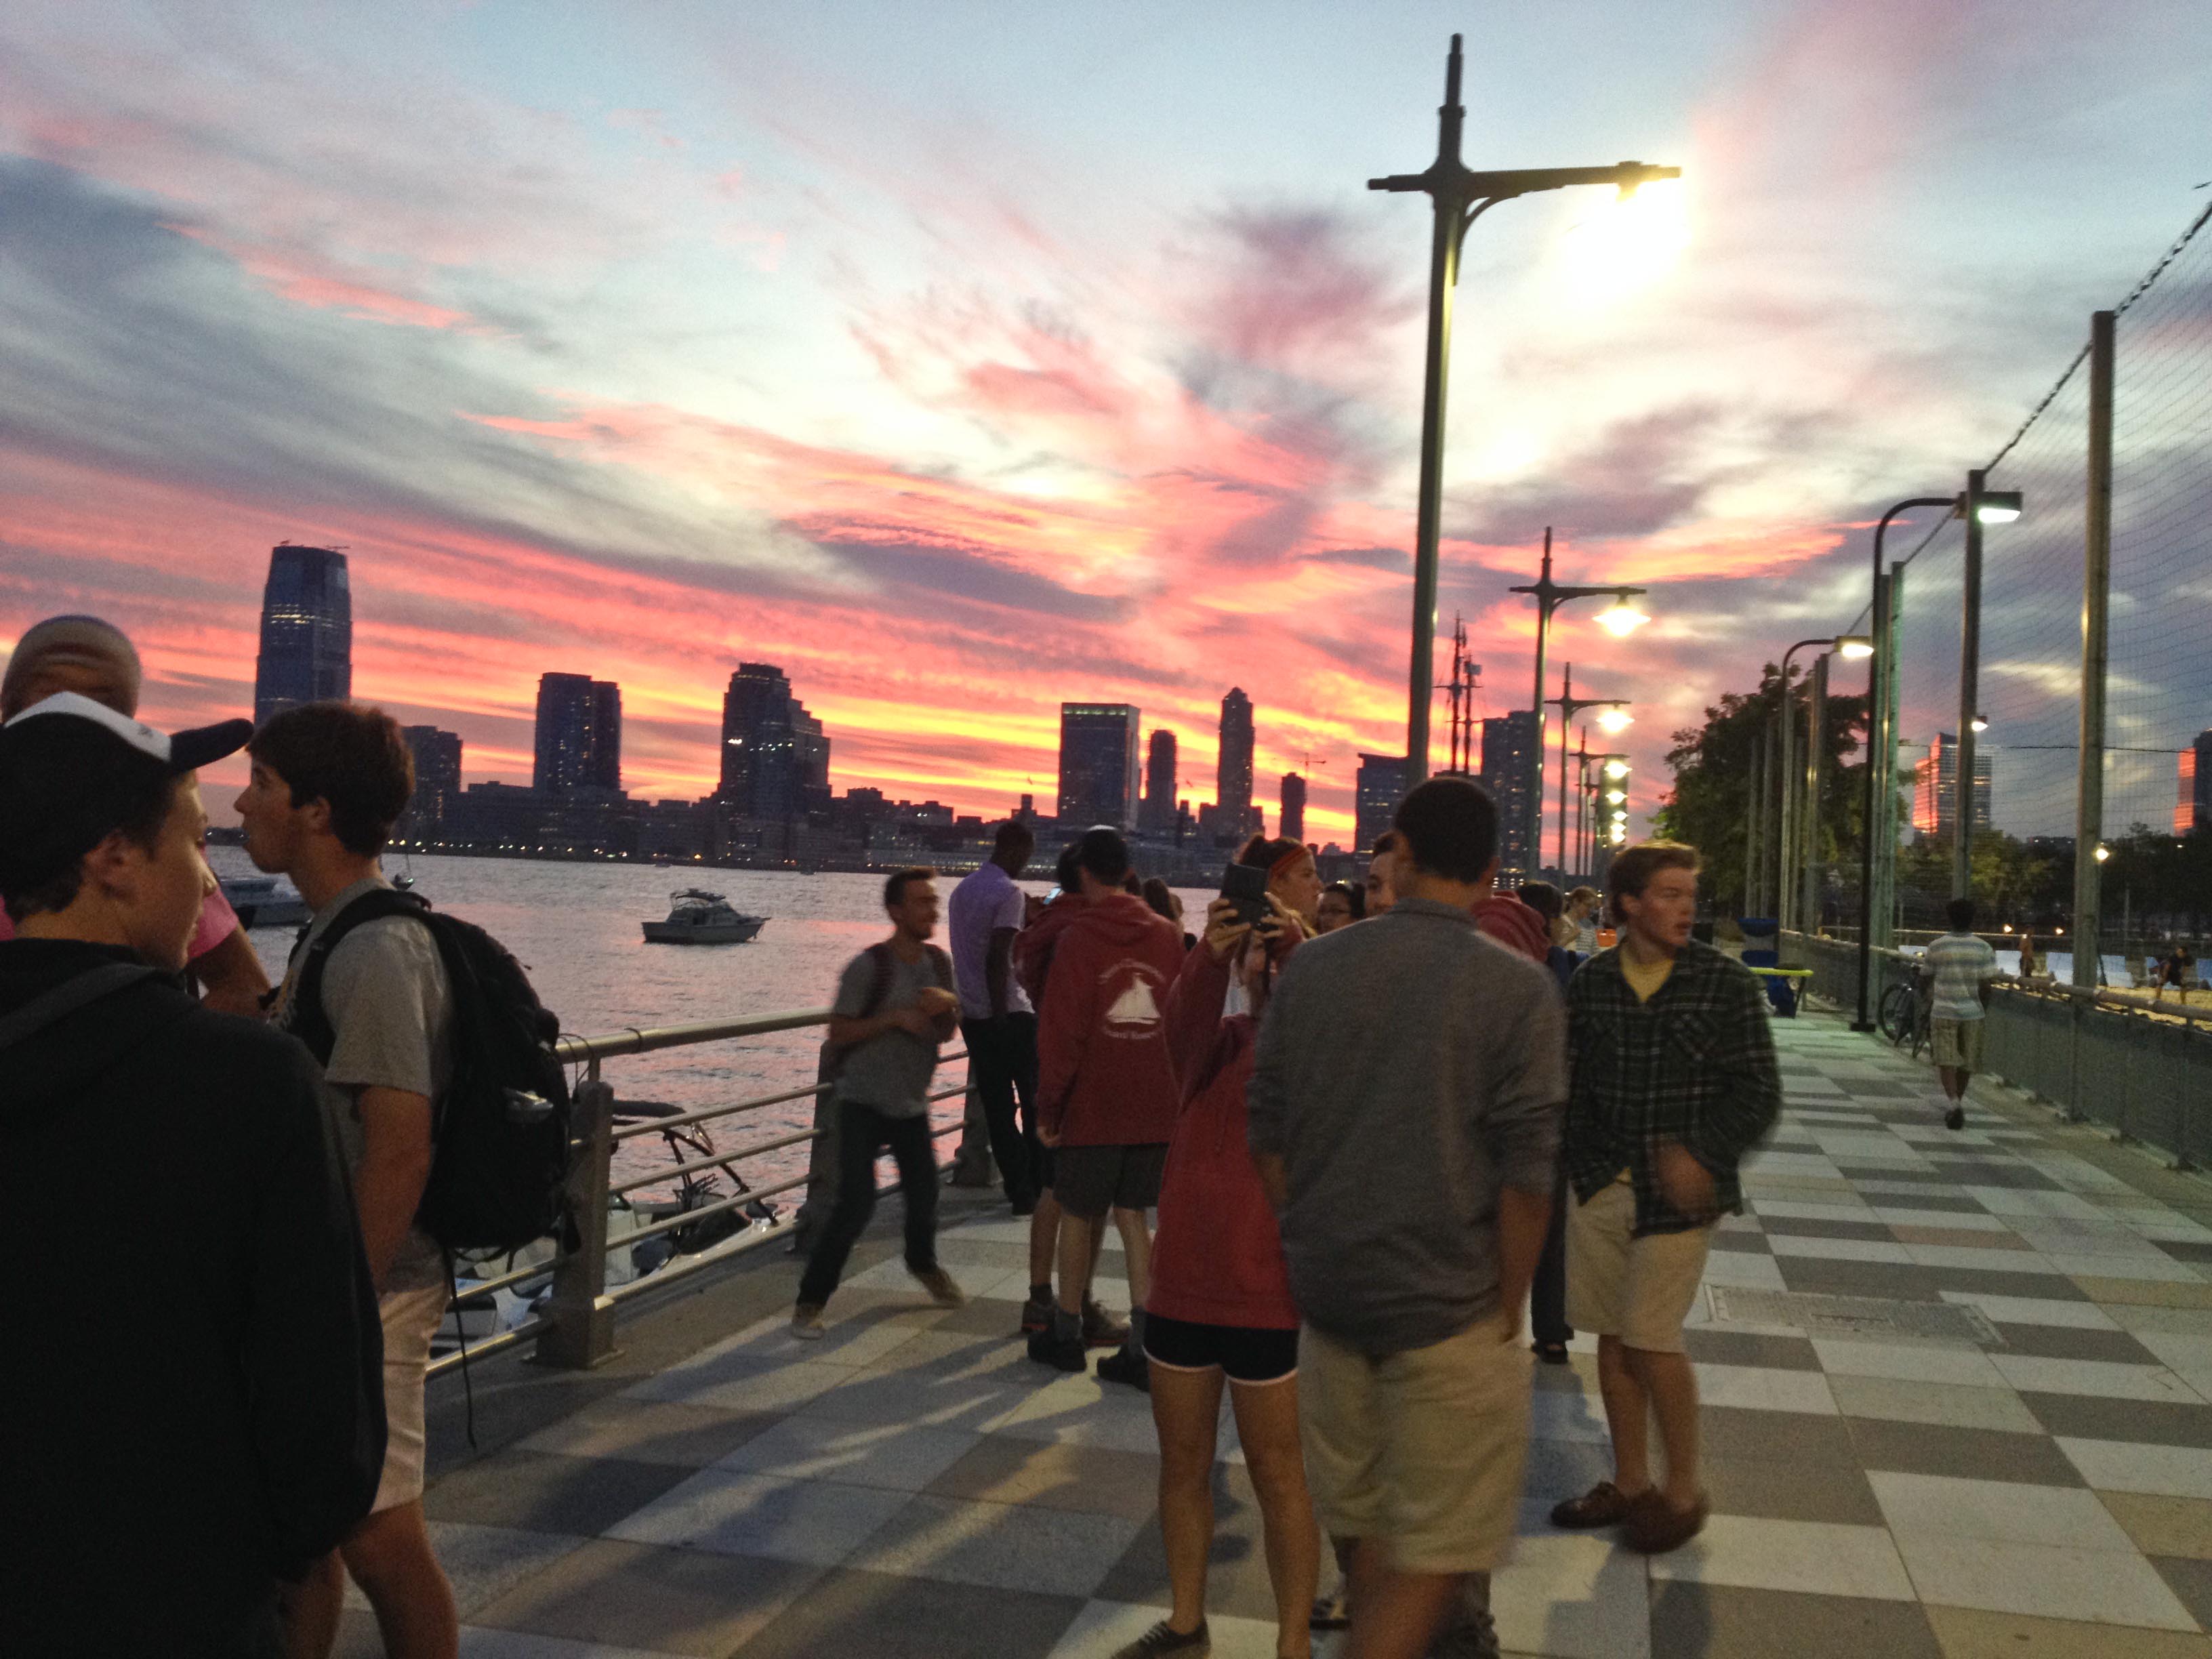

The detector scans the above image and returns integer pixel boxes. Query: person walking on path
[1,615,270,1016]
[794,867,968,1333]
[0,693,383,1656]
[1115,890,1317,1659]
[2155,942,2197,1006]
[237,702,463,1658]
[1550,841,1780,1556]
[1924,898,2000,1129]
[1251,777,1563,1659]
[1031,826,1186,1387]
[949,821,1052,1235]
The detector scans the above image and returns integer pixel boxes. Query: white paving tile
[1739,1150,1847,1181]
[2057,1437,2212,1498]
[1824,1374,2042,1434]
[2134,1330,2212,1379]
[620,1356,856,1414]
[1868,1471,2136,1551]
[1874,1206,2013,1233]
[2011,1222,2175,1259]
[1766,1235,1917,1265]
[1937,1291,2120,1330]
[1691,1364,1837,1414]
[457,1631,676,1659]
[2109,1303,2212,1336]
[1527,1387,1616,1446]
[1699,1250,1788,1291]
[605,1469,911,1564]
[1496,1512,1654,1659]
[1903,1243,2059,1274]
[2045,1251,2205,1283]
[1896,1534,2197,1629]
[1647,1515,1916,1601]
[1810,1338,2007,1388]
[1985,1355,2203,1402]
[1748,1200,1873,1223]
[711,1415,981,1492]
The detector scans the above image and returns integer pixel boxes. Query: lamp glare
[1595,602,1650,638]
[1596,708,1633,735]
[1603,760,1630,780]
[1837,636,1875,659]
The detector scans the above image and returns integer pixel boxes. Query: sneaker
[911,1265,966,1308]
[1096,1345,1151,1391]
[1108,1618,1209,1658]
[1020,1292,1054,1336]
[1027,1327,1086,1372]
[1082,1298,1132,1348]
[790,1303,826,1340]
[1945,1105,1966,1132]
[1309,1589,1351,1631]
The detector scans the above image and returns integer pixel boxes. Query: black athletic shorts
[1143,1311,1300,1385]
[1052,1141,1168,1220]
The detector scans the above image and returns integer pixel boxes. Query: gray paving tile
[1700,1406,1861,1467]
[467,1538,823,1656]
[1775,1257,1948,1301]
[516,1401,785,1469]
[2022,1392,2212,1449]
[1707,1231,1778,1255]
[924,1437,1161,1521]
[1761,1216,1904,1242]
[847,1491,1143,1596]
[425,1452,699,1536]
[1685,1329,1824,1372]
[1649,1581,1942,1659]
[2149,1555,2212,1630]
[1923,1268,2093,1303]
[342,1521,591,1620]
[734,1565,1083,1658]
[1090,1462,1288,1623]
[1991,1324,2168,1366]
[1843,1416,2089,1486]
[919,1296,1033,1338]
[1703,1454,1886,1525]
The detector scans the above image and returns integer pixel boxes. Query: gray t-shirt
[831,944,952,1119]
[280,877,452,1293]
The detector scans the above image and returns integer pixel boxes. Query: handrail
[555,1006,836,1063]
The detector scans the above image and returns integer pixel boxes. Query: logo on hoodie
[1099,963,1168,1039]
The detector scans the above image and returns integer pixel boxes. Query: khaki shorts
[372,1283,449,1513]
[1298,1315,1532,1574]
[1931,1016,1985,1070]
[1564,1178,1711,1354]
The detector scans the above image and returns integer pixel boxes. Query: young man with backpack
[239,701,463,1659]
[0,693,384,1654]
[793,867,968,1335]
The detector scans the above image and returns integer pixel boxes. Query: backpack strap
[853,941,899,1023]
[0,962,165,1053]
[285,886,432,1065]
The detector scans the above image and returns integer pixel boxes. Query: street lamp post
[1372,36,1677,785]
[1546,662,1630,876]
[1777,636,1872,935]
[1511,529,1647,879]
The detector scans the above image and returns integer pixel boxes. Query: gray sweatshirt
[1248,897,1566,1355]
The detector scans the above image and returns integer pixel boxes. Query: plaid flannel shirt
[1563,938,1781,1235]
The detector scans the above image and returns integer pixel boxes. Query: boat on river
[219,875,311,930]
[642,889,767,945]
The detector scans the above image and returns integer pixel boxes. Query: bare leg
[1150,1362,1227,1635]
[1230,1376,1319,1659]
[1027,1189,1061,1288]
[1113,1204,1153,1309]
[341,1501,458,1659]
[1595,1334,1654,1496]
[1345,1538,1459,1659]
[280,1551,344,1659]
[1624,1346,1703,1510]
[1938,1065,1965,1102]
[1055,1210,1097,1317]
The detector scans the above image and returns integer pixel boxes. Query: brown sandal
[1549,1481,1639,1529]
[1622,1490,1709,1555]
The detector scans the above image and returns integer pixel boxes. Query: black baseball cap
[0,692,253,896]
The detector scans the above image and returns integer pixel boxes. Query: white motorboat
[642,889,767,945]
[219,875,311,930]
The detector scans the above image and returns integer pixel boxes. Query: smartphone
[1221,862,1269,926]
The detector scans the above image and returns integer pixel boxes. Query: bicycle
[1878,971,1932,1061]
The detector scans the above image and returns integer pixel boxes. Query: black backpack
[817,941,954,1083]
[289,888,573,1254]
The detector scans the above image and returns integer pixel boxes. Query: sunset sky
[4,1,2205,843]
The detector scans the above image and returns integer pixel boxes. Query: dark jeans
[798,1101,941,1308]
[961,1013,1040,1206]
[1532,1165,1574,1347]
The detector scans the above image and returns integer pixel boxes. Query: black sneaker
[1027,1327,1086,1372]
[1945,1105,1966,1131]
[1019,1292,1054,1336]
[1096,1345,1150,1391]
[1107,1618,1209,1658]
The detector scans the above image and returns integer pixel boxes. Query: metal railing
[1789,932,2212,1173]
[427,1009,970,1378]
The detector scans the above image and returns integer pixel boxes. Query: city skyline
[5,6,2205,840]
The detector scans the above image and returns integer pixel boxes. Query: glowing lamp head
[1602,759,1630,781]
[1837,636,1875,660]
[1604,789,1627,804]
[1974,490,2024,525]
[1595,599,1650,638]
[1970,714,1989,734]
[2094,844,2110,863]
[1595,707,1633,735]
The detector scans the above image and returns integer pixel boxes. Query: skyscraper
[1355,753,1410,854]
[718,663,829,821]
[533,673,622,794]
[1279,773,1307,844]
[253,544,351,724]
[1059,703,1141,830]
[398,726,462,838]
[1912,733,1992,838]
[1479,710,1539,873]
[1143,729,1179,834]
[2177,733,2212,834]
[1217,688,1256,836]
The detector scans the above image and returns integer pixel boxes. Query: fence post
[2174,1024,2200,1174]
[537,1069,619,1369]
[2063,992,2084,1125]
[2074,309,2114,992]
[1953,468,1986,902]
[2113,1004,2133,1145]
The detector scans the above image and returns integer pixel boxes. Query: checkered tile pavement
[350,1012,2212,1658]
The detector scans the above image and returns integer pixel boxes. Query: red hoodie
[1014,893,1085,1008]
[1148,939,1299,1331]
[1474,894,1551,963]
[1036,893,1186,1147]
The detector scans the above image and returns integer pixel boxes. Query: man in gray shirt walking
[1250,777,1564,1659]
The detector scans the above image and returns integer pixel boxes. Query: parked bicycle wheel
[1879,979,1916,1046]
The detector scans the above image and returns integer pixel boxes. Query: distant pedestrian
[0,615,270,1016]
[1031,826,1186,1388]
[1515,881,1578,1370]
[2156,943,2197,1005]
[794,867,967,1334]
[1116,891,1317,1659]
[1516,882,1576,991]
[1141,876,1196,949]
[1565,885,1603,958]
[2017,933,2040,980]
[1315,880,1364,933]
[1924,898,1999,1129]
[949,822,1046,1216]
[1363,831,1401,917]
[239,702,462,1656]
[0,693,382,1655]
[1252,777,1563,1659]
[1551,841,1780,1556]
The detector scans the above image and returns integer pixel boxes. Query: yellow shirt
[1621,949,1674,1004]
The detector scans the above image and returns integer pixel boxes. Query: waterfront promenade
[361,1013,2212,1658]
